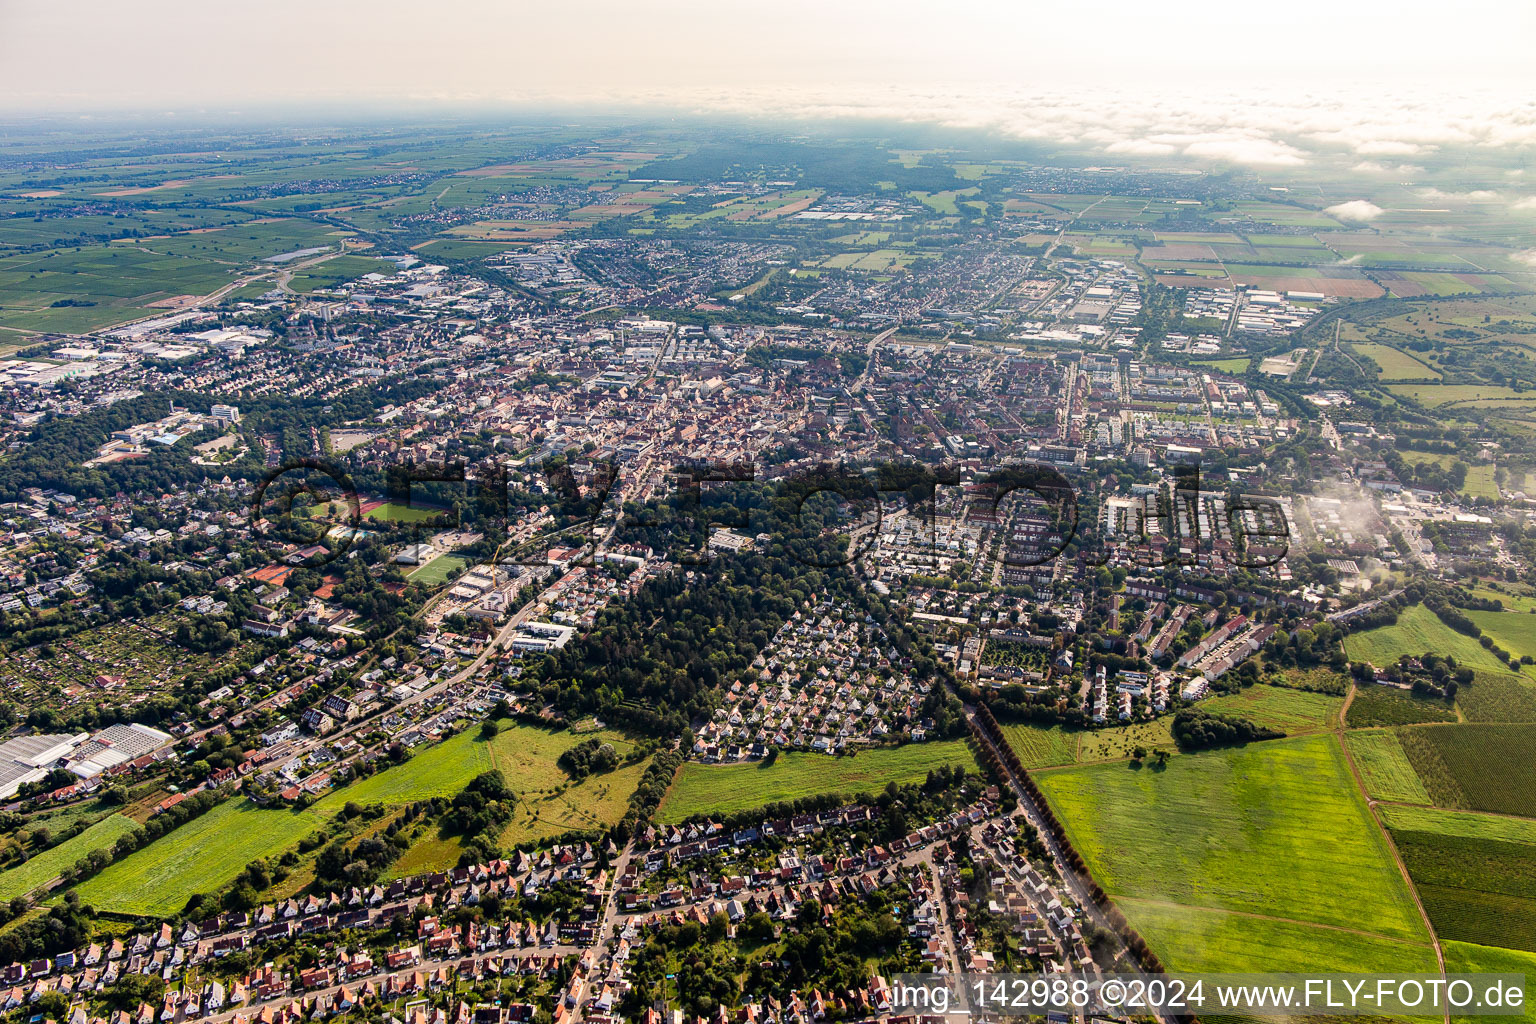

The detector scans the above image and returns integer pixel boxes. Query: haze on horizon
[2,0,1535,173]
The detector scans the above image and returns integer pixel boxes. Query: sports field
[1343,604,1510,674]
[76,801,326,917]
[0,815,140,902]
[656,740,977,822]
[1036,734,1431,970]
[408,553,469,585]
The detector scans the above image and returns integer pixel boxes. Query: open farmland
[1408,724,1536,817]
[1468,610,1536,663]
[1443,942,1536,1024]
[1388,807,1536,951]
[1200,683,1342,732]
[0,814,140,902]
[1342,604,1510,674]
[76,800,326,917]
[1457,672,1536,723]
[998,723,1079,769]
[1116,900,1437,975]
[1345,730,1432,804]
[656,740,977,822]
[1035,734,1430,968]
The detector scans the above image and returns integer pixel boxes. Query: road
[966,706,1169,1024]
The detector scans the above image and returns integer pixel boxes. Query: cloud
[1351,160,1424,176]
[1104,139,1178,156]
[1325,200,1385,222]
[1180,137,1308,166]
[1353,139,1425,156]
[1514,196,1536,210]
[1417,187,1499,201]
[1514,249,1536,268]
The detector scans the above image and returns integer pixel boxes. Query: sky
[2,0,1535,169]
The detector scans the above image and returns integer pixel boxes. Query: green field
[1388,806,1536,951]
[656,740,977,822]
[79,723,634,916]
[1408,724,1536,817]
[1458,672,1536,723]
[1075,717,1177,762]
[1350,342,1441,381]
[1036,734,1430,970]
[1191,357,1250,374]
[314,723,633,814]
[1345,684,1458,728]
[365,501,446,523]
[286,255,397,294]
[1343,604,1511,674]
[1120,900,1437,975]
[1346,730,1433,805]
[76,800,326,917]
[1469,610,1536,662]
[0,815,140,902]
[1443,942,1536,1024]
[501,756,653,847]
[1385,384,1531,407]
[408,553,469,586]
[999,722,1079,769]
[1201,683,1342,732]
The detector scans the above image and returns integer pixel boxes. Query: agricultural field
[1468,609,1536,662]
[1404,724,1536,817]
[1457,671,1536,723]
[0,814,140,902]
[1342,604,1510,675]
[998,722,1078,769]
[1387,807,1536,951]
[1385,384,1532,408]
[1442,942,1536,1024]
[1344,684,1458,728]
[1345,730,1432,805]
[0,245,238,333]
[656,740,977,822]
[285,255,397,293]
[313,723,633,814]
[1349,342,1440,380]
[1036,734,1430,964]
[1200,683,1342,732]
[1119,900,1437,976]
[76,800,326,917]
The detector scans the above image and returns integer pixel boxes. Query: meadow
[365,501,446,523]
[1443,942,1536,1024]
[76,801,326,917]
[1345,730,1432,804]
[1200,683,1342,732]
[656,740,977,822]
[1468,610,1536,662]
[998,722,1079,769]
[1351,342,1441,380]
[500,756,653,848]
[0,815,140,902]
[1342,604,1510,674]
[79,723,633,915]
[1035,734,1429,950]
